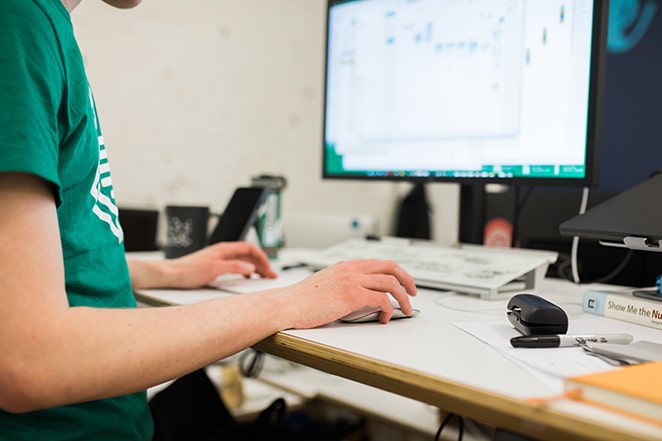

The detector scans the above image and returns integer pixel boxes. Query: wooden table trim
[253,332,658,441]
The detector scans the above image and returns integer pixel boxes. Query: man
[0,0,416,439]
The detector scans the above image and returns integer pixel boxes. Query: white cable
[571,187,590,283]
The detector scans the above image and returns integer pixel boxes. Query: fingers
[347,259,417,297]
[216,260,256,277]
[355,273,413,315]
[341,259,417,301]
[329,259,417,321]
[206,242,277,278]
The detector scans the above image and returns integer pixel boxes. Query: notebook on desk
[559,173,662,251]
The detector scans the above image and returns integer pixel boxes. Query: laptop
[559,173,662,251]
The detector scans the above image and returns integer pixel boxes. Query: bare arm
[0,173,416,414]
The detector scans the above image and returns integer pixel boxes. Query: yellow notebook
[564,361,662,426]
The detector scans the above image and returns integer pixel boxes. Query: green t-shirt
[0,0,153,439]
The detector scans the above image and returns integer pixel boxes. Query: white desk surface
[133,249,662,441]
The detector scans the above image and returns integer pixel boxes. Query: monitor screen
[323,0,608,187]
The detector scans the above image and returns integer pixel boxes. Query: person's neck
[61,0,82,12]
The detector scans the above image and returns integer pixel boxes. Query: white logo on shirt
[88,89,123,243]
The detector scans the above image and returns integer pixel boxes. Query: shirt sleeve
[0,0,65,198]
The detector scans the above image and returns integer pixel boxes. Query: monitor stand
[458,184,486,245]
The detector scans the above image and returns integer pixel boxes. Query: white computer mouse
[340,305,420,323]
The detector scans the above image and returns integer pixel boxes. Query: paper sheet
[452,316,662,390]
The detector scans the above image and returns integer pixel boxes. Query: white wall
[72,0,459,246]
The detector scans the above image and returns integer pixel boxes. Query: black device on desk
[507,294,568,336]
[206,187,267,244]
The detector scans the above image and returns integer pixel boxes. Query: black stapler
[507,293,568,335]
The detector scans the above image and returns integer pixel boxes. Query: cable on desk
[557,248,634,284]
[564,186,631,284]
[434,413,464,441]
[239,349,265,378]
[570,186,590,284]
[434,293,506,314]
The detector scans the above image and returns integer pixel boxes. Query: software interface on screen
[324,0,599,181]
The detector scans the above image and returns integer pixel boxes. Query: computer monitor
[322,0,609,243]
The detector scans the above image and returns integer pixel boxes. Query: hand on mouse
[275,259,417,329]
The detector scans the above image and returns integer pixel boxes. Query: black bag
[149,369,302,441]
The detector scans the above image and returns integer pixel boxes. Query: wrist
[127,259,171,290]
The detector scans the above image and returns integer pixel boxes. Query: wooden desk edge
[253,333,658,441]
